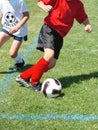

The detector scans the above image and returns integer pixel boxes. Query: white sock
[13,53,23,63]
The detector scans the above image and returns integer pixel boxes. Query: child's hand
[85,24,92,33]
[9,26,19,34]
[43,5,53,13]
[38,1,53,13]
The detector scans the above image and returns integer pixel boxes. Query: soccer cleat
[16,75,30,88]
[30,83,41,92]
[12,59,25,71]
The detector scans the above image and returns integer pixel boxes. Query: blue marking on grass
[0,36,38,97]
[0,114,98,121]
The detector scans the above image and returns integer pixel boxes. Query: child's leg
[31,57,49,84]
[20,46,56,84]
[9,40,22,61]
[20,57,49,80]
[30,48,56,85]
[0,31,11,47]
[20,66,35,79]
[9,40,25,71]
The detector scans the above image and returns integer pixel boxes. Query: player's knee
[48,64,55,69]
[48,60,56,69]
[9,51,17,58]
[44,48,55,61]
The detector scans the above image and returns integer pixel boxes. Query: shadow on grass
[59,71,98,88]
[21,64,34,71]
[0,64,34,74]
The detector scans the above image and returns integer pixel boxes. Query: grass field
[0,0,98,130]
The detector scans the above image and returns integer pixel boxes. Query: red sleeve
[38,0,50,4]
[38,0,47,3]
[75,1,88,24]
[38,0,55,6]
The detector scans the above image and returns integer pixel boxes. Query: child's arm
[9,11,29,34]
[37,1,53,13]
[82,18,92,33]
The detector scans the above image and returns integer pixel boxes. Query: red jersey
[38,0,88,37]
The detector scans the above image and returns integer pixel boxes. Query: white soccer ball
[41,78,62,98]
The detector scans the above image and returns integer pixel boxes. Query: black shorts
[37,24,63,59]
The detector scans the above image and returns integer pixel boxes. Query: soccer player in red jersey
[16,0,92,91]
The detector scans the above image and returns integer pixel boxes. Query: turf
[0,0,98,130]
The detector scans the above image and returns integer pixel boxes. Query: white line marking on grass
[0,50,7,53]
[65,48,98,53]
[0,114,98,121]
[91,49,98,52]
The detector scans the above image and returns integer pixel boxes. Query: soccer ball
[41,78,62,98]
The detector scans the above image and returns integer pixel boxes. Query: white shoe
[16,75,30,88]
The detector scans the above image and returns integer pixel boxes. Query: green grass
[0,0,98,130]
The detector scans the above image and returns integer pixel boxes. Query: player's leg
[9,39,25,71]
[31,48,55,83]
[16,48,56,91]
[29,26,63,90]
[0,31,11,47]
[18,48,56,79]
[29,48,56,92]
[48,57,56,70]
[16,24,63,91]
